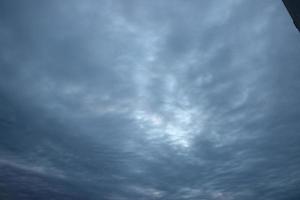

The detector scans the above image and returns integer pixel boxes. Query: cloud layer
[1,0,300,199]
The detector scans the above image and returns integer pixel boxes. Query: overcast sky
[1,0,300,199]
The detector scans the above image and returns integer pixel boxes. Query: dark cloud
[1,0,300,199]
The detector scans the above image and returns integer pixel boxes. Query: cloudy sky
[0,0,300,199]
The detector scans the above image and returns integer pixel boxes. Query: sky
[0,0,300,199]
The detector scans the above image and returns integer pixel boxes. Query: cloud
[1,0,300,199]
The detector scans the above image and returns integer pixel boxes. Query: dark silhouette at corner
[283,0,300,31]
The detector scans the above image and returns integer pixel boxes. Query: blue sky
[1,0,300,199]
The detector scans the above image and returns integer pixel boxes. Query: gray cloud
[1,0,300,199]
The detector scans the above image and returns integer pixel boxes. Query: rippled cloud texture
[1,0,300,199]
